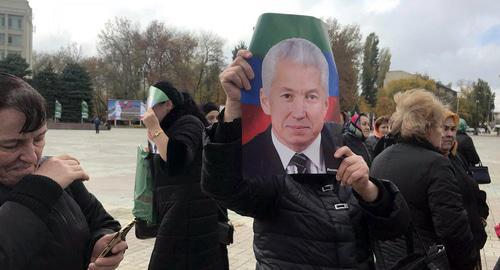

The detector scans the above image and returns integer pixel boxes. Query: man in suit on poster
[243,38,343,177]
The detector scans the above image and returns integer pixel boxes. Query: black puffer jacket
[0,175,120,270]
[202,119,410,269]
[370,139,477,270]
[149,115,223,270]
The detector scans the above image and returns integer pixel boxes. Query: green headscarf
[458,118,468,133]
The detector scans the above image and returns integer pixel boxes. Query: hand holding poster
[241,13,342,178]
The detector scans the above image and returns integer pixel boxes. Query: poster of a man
[243,38,342,177]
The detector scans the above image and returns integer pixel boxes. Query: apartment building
[0,0,32,66]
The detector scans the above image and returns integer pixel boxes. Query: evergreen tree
[231,41,247,60]
[32,63,62,118]
[376,48,391,89]
[60,63,93,122]
[0,54,31,78]
[361,33,379,108]
[471,78,495,127]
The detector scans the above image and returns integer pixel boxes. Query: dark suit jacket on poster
[242,122,344,178]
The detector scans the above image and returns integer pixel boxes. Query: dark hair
[374,115,390,130]
[201,102,219,115]
[0,72,47,133]
[153,81,184,107]
[153,80,209,129]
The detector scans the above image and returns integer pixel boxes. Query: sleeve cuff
[209,109,241,143]
[9,174,63,220]
[354,177,392,217]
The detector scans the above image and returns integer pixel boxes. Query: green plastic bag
[132,145,156,224]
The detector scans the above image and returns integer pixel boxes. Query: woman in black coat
[143,81,227,270]
[456,118,481,167]
[370,89,478,270]
[343,113,373,166]
[440,111,489,269]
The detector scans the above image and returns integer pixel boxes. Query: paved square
[43,128,500,269]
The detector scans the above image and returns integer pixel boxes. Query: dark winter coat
[148,114,223,270]
[0,175,120,270]
[365,135,379,157]
[370,138,478,270]
[202,118,410,270]
[343,132,372,167]
[372,134,397,159]
[448,153,489,251]
[456,132,480,167]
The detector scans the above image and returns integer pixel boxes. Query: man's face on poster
[260,58,328,153]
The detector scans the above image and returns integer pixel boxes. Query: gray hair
[261,38,329,96]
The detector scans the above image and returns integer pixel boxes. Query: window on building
[0,33,5,45]
[8,34,22,47]
[0,51,5,60]
[7,50,21,56]
[0,15,5,29]
[8,15,23,31]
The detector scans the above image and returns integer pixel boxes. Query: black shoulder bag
[469,161,491,184]
[390,225,450,270]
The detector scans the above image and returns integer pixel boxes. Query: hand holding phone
[97,220,135,259]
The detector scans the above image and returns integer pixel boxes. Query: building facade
[0,0,32,66]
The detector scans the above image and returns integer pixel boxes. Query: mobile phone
[97,220,136,259]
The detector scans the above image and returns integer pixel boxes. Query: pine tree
[0,54,31,78]
[32,63,62,118]
[60,63,93,122]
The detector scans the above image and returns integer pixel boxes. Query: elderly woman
[343,113,372,166]
[440,110,488,269]
[370,89,478,270]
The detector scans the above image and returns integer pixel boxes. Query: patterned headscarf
[346,113,368,140]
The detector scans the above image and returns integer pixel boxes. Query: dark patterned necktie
[288,153,310,174]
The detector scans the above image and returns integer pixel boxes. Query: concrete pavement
[43,128,500,269]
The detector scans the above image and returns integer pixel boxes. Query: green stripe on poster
[249,13,332,57]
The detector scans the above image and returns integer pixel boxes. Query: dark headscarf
[152,80,208,132]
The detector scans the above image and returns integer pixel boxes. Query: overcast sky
[29,0,500,110]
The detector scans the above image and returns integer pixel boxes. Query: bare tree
[97,17,143,99]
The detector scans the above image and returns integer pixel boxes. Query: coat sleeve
[201,119,278,218]
[165,115,205,176]
[427,158,478,270]
[355,178,411,240]
[0,175,63,270]
[66,181,121,261]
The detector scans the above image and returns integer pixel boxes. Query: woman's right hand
[35,155,89,189]
[219,50,254,121]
